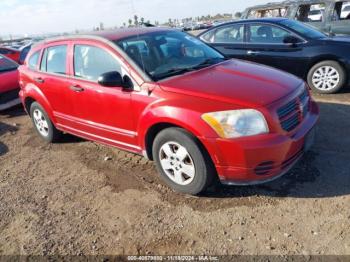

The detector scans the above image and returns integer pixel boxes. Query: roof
[242,17,288,22]
[222,17,289,24]
[82,27,173,41]
[36,27,174,47]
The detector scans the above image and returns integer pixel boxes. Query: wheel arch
[22,84,57,123]
[143,121,215,171]
[305,56,348,80]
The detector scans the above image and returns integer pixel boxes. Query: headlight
[202,109,269,138]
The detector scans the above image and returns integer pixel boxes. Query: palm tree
[134,15,139,26]
[128,19,132,27]
[140,17,145,24]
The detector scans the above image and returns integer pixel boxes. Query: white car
[308,10,323,21]
[341,5,350,19]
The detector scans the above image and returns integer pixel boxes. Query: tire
[30,102,61,143]
[152,127,215,195]
[307,60,346,94]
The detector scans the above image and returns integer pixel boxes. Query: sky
[0,0,280,36]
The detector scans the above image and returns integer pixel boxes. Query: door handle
[247,50,260,55]
[34,77,45,83]
[69,85,85,92]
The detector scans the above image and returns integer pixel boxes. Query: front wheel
[307,61,346,94]
[152,128,215,195]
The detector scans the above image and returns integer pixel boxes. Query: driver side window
[74,45,122,81]
[248,24,293,44]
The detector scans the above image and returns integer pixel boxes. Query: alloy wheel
[159,142,196,186]
[312,66,340,91]
[33,109,49,137]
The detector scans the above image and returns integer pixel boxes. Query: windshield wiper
[191,57,226,70]
[153,67,196,80]
[153,58,227,81]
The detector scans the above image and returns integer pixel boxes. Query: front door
[244,23,307,78]
[66,42,137,150]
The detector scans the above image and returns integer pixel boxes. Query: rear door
[66,41,136,149]
[199,23,247,60]
[244,22,308,77]
[35,43,75,124]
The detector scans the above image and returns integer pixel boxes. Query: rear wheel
[307,61,346,94]
[152,128,215,195]
[30,102,61,143]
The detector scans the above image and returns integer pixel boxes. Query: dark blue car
[198,18,350,94]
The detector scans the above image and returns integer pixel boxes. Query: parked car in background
[0,46,20,63]
[241,0,350,35]
[199,18,350,93]
[341,4,350,18]
[19,43,32,65]
[0,55,20,110]
[308,9,324,21]
[18,28,318,194]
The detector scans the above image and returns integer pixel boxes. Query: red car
[0,55,20,111]
[0,46,20,63]
[18,28,319,195]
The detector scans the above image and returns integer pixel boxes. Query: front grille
[0,88,20,104]
[277,89,310,132]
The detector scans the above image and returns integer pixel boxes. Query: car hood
[159,60,304,107]
[0,69,19,93]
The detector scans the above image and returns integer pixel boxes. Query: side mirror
[283,35,301,46]
[98,71,133,90]
[98,71,123,87]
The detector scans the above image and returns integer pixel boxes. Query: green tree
[134,15,139,26]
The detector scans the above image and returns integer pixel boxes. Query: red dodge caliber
[18,28,319,195]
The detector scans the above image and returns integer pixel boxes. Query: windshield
[114,31,225,81]
[0,55,18,72]
[279,19,326,39]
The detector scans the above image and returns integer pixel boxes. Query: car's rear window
[0,55,18,72]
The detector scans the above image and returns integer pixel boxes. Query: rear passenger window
[42,45,67,75]
[28,51,40,70]
[212,24,244,43]
[74,45,121,81]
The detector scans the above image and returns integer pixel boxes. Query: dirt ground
[0,90,349,256]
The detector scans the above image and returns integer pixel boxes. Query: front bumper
[199,101,319,185]
[0,88,20,111]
